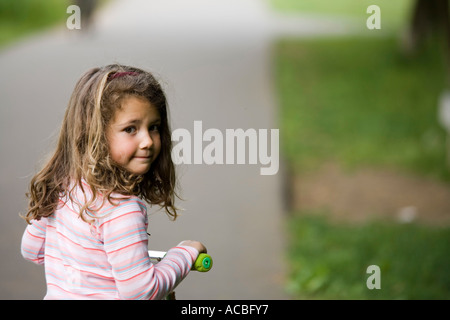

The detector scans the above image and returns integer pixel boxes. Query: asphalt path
[0,0,356,299]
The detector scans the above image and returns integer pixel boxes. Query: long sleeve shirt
[21,183,198,300]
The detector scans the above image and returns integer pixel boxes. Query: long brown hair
[23,64,178,224]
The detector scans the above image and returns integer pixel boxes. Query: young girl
[21,64,207,300]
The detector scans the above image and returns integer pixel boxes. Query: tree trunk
[406,0,450,85]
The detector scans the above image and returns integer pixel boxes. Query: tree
[406,0,450,86]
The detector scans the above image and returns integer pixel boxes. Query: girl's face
[106,96,161,175]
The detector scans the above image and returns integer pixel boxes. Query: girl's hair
[23,64,178,224]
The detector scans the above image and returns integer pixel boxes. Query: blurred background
[0,0,449,300]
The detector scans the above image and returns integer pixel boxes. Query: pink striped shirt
[21,183,198,300]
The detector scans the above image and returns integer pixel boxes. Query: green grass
[270,0,412,34]
[286,213,450,299]
[0,0,69,48]
[275,36,449,181]
[272,3,450,300]
[271,0,410,16]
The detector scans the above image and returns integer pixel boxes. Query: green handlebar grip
[193,253,213,272]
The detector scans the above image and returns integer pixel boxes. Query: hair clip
[108,71,138,80]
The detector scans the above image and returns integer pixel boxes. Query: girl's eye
[149,125,160,132]
[124,126,136,134]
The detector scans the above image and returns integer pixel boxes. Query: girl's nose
[139,131,153,149]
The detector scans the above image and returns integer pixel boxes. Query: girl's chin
[127,164,151,175]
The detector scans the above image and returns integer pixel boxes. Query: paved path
[0,0,356,299]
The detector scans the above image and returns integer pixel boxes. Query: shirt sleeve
[100,198,199,300]
[21,218,47,265]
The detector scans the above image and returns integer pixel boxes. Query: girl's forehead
[112,96,160,123]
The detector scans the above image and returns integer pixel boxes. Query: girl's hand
[179,240,207,254]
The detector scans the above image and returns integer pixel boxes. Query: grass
[0,0,69,48]
[275,36,449,181]
[270,0,412,34]
[271,1,450,300]
[271,0,410,15]
[275,36,450,300]
[286,213,450,299]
